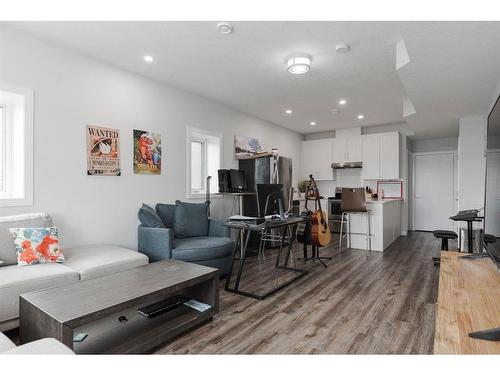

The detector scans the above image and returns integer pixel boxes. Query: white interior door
[414,153,455,231]
[485,151,500,237]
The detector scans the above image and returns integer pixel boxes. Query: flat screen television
[484,92,500,272]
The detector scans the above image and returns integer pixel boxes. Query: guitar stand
[302,244,331,268]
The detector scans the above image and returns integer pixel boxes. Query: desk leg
[239,195,245,258]
[468,221,473,253]
[284,224,297,268]
[234,229,252,291]
[225,229,242,290]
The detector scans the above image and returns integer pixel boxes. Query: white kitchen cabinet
[361,132,399,180]
[379,132,399,179]
[361,134,380,179]
[332,136,362,164]
[301,139,333,180]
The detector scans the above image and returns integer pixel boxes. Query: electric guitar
[296,175,331,247]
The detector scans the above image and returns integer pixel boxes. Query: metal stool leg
[339,212,344,254]
[347,213,351,249]
[366,211,372,257]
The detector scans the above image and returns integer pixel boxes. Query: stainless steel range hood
[331,161,362,169]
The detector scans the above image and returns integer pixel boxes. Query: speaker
[218,169,230,193]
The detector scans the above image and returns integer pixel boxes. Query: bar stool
[339,188,372,256]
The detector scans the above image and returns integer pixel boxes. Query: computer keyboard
[138,295,191,318]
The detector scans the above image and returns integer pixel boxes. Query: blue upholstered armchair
[137,202,234,276]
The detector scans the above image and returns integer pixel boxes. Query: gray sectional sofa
[0,213,149,332]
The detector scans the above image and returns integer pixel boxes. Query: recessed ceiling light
[287,54,311,75]
[336,44,351,53]
[217,22,233,35]
[143,55,153,63]
[285,109,293,115]
[310,121,316,126]
[330,109,340,115]
[357,114,364,119]
[338,99,347,105]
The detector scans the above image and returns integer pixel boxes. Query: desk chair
[339,188,372,256]
[256,184,292,260]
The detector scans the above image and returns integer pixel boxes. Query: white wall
[0,27,303,249]
[410,137,458,153]
[457,115,487,217]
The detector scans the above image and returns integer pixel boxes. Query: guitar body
[310,210,331,246]
[296,175,331,247]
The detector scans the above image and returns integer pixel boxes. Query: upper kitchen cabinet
[332,136,362,164]
[361,132,400,180]
[301,139,334,180]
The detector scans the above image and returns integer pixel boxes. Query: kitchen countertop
[366,198,403,204]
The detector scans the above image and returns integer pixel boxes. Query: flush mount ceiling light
[287,54,311,75]
[310,121,316,126]
[143,55,153,63]
[285,109,293,115]
[357,114,365,119]
[336,44,351,53]
[338,99,347,105]
[217,22,233,35]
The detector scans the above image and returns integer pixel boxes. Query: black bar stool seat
[433,230,458,251]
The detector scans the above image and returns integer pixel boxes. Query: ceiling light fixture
[287,54,311,75]
[310,121,316,126]
[285,109,293,115]
[217,22,233,35]
[335,44,351,53]
[357,114,364,119]
[143,55,154,63]
[338,99,347,105]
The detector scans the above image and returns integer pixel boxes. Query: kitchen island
[347,198,403,252]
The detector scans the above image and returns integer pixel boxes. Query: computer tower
[218,169,230,193]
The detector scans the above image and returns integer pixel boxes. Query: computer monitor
[256,183,285,219]
[229,169,247,192]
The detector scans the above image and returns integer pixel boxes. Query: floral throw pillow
[9,227,65,266]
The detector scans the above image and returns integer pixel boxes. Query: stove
[327,187,344,233]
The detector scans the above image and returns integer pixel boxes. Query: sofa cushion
[2,338,74,354]
[155,203,176,228]
[63,244,148,280]
[0,213,53,267]
[138,204,165,228]
[0,332,16,352]
[172,237,233,262]
[0,263,79,323]
[173,201,209,238]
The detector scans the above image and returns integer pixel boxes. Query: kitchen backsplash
[315,169,378,197]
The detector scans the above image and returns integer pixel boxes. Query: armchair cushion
[155,203,176,228]
[172,237,233,262]
[173,201,209,238]
[138,204,165,228]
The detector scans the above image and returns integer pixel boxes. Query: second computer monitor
[256,183,284,217]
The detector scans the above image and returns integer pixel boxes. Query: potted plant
[298,180,307,197]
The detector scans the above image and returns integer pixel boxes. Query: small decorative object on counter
[298,180,308,197]
[373,193,378,200]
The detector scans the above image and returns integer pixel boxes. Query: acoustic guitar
[296,175,331,247]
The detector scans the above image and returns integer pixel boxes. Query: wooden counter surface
[434,251,500,354]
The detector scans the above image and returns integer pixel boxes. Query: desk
[224,217,308,300]
[434,251,500,354]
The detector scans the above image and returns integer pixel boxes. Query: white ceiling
[4,21,500,139]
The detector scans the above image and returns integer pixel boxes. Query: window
[0,85,33,206]
[187,127,222,198]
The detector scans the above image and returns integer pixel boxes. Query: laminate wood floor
[155,231,440,354]
[5,231,441,354]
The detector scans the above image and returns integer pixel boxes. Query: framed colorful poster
[86,125,120,176]
[133,129,162,175]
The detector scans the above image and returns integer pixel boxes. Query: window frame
[186,126,223,199]
[0,84,34,207]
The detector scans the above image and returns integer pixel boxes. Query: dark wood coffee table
[19,259,218,354]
